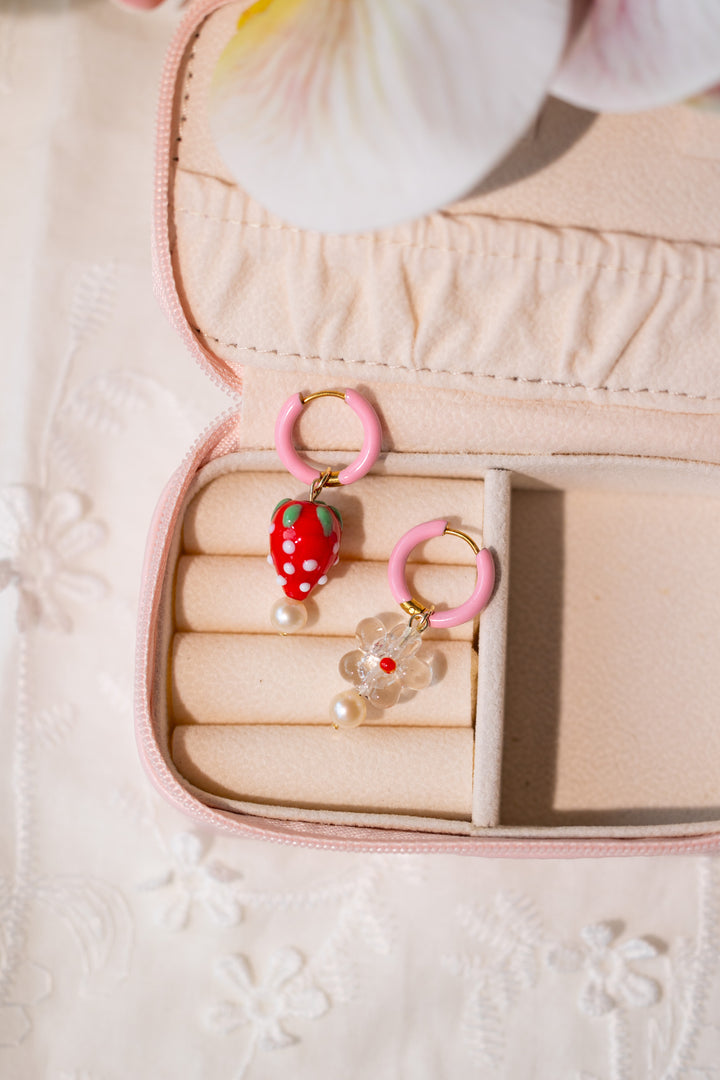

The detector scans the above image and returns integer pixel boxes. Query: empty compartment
[501,473,720,827]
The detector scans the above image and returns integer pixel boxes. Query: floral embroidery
[205,948,329,1052]
[0,486,106,631]
[443,892,544,1067]
[547,922,661,1017]
[339,616,432,709]
[140,832,243,932]
[0,961,51,1047]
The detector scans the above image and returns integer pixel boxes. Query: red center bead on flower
[379,656,396,674]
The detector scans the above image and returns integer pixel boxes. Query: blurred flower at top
[552,0,720,113]
[209,0,571,233]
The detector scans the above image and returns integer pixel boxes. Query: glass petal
[399,656,432,691]
[369,679,401,709]
[355,617,387,651]
[339,649,363,683]
[385,622,422,659]
[209,0,570,232]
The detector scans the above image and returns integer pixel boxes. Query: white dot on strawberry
[302,559,318,571]
[318,575,328,585]
[299,582,311,592]
[277,575,286,585]
[269,523,275,533]
[282,540,295,554]
[267,554,273,565]
[283,562,295,574]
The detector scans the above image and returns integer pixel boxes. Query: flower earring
[330,519,495,728]
[269,389,382,634]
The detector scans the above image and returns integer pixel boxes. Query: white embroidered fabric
[1,4,719,1078]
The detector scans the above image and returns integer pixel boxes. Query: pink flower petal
[553,0,720,112]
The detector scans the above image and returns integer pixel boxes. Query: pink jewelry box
[136,0,720,856]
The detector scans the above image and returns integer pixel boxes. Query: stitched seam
[171,32,200,164]
[194,332,719,403]
[176,207,720,284]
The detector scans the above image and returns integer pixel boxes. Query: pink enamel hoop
[274,389,382,487]
[388,519,495,629]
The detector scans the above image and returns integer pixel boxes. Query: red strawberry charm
[268,498,342,631]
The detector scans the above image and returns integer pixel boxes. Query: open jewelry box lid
[156,0,720,457]
[143,0,720,855]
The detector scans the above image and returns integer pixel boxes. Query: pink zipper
[143,0,720,857]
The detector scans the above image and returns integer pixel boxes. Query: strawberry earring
[269,389,382,634]
[330,520,495,728]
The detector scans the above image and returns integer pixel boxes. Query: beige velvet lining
[161,446,720,838]
[170,3,720,413]
[168,454,491,824]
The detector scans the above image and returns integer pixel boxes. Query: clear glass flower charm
[339,616,433,710]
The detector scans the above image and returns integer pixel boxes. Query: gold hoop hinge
[400,598,435,633]
[443,526,480,555]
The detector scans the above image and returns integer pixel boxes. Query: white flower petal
[53,519,106,561]
[0,559,14,591]
[15,588,46,632]
[53,569,107,604]
[257,1019,297,1052]
[616,970,660,1010]
[0,1004,31,1048]
[137,869,174,892]
[265,947,304,990]
[553,0,720,112]
[204,859,241,884]
[202,889,243,929]
[579,976,615,1017]
[547,943,584,973]
[216,953,254,994]
[39,490,85,544]
[617,937,659,961]
[171,831,205,870]
[157,892,191,932]
[209,0,570,232]
[12,962,52,1006]
[283,985,330,1021]
[0,485,39,550]
[580,922,614,952]
[205,1000,247,1036]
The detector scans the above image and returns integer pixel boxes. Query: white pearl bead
[270,597,308,635]
[329,690,367,729]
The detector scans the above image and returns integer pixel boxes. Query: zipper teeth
[143,0,720,859]
[153,0,242,397]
